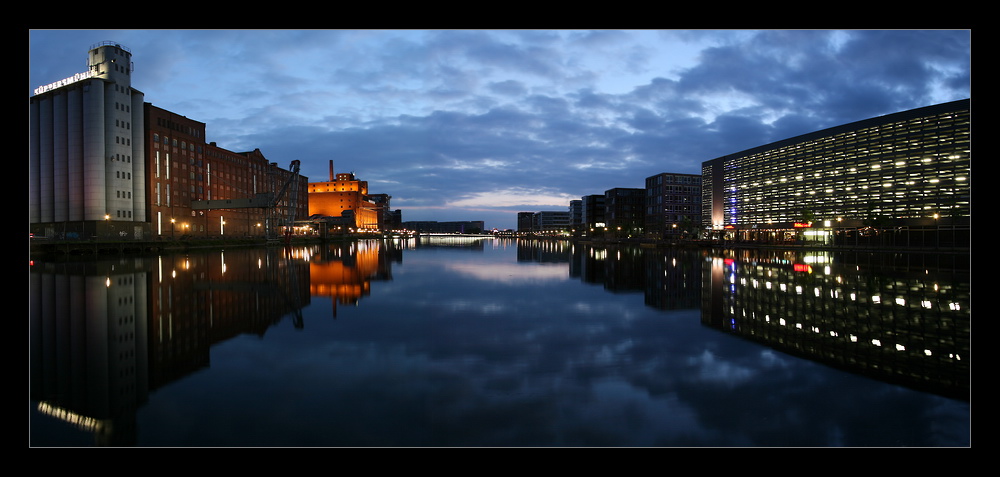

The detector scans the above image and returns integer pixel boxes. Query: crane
[190,160,302,242]
[272,160,301,244]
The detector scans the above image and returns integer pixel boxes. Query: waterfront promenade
[28,235,331,256]
[29,230,970,257]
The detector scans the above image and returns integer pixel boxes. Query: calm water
[29,238,970,447]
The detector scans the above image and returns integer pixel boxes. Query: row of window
[153,133,199,152]
[706,109,970,226]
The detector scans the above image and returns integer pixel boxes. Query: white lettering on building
[33,71,94,95]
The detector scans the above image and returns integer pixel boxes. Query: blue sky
[28,30,971,230]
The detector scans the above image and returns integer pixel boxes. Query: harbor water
[29,237,970,447]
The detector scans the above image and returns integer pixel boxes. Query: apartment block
[645,172,702,239]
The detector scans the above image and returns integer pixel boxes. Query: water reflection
[701,249,969,401]
[515,241,969,402]
[30,247,315,445]
[310,240,401,317]
[29,239,969,446]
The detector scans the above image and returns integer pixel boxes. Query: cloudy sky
[28,29,971,230]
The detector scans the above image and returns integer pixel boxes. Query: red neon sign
[793,222,812,228]
[793,263,812,273]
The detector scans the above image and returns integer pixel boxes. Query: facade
[30,42,148,240]
[536,211,571,233]
[604,188,645,238]
[145,105,309,238]
[307,167,379,231]
[402,221,485,233]
[366,193,398,231]
[701,99,970,246]
[516,211,571,234]
[569,200,583,234]
[30,42,308,240]
[517,212,535,233]
[645,172,702,239]
[581,194,606,236]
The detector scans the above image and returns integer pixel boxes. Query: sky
[28,29,971,230]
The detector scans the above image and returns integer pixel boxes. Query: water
[28,238,970,447]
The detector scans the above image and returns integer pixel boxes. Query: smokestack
[329,160,334,181]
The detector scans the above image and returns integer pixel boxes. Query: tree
[799,208,816,225]
[862,205,892,229]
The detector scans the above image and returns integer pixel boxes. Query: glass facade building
[701,99,970,245]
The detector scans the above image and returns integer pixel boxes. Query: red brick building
[144,104,307,238]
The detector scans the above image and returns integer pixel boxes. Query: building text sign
[33,71,94,96]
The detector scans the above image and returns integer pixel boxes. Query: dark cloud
[29,29,971,229]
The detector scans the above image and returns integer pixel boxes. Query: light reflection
[705,249,969,401]
[37,402,105,433]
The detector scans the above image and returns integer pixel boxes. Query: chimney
[329,160,334,181]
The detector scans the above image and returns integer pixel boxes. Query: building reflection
[30,241,401,446]
[309,240,400,317]
[415,234,491,250]
[560,241,702,309]
[702,249,969,401]
[518,240,969,401]
[30,258,151,446]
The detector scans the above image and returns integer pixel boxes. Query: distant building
[645,172,702,239]
[307,161,379,231]
[581,194,606,236]
[403,221,485,233]
[366,193,397,231]
[386,209,403,231]
[569,200,583,234]
[604,188,645,237]
[517,212,535,233]
[515,211,571,234]
[537,211,571,233]
[701,99,970,246]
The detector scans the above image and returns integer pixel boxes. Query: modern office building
[402,221,485,233]
[29,42,148,240]
[516,211,571,234]
[645,172,702,239]
[517,212,535,233]
[569,200,583,235]
[581,194,606,236]
[701,99,970,246]
[537,211,571,233]
[604,187,645,238]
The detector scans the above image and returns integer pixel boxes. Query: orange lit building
[307,162,379,231]
[309,243,383,316]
